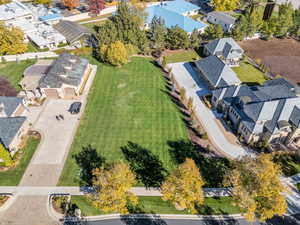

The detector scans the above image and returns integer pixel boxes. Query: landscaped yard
[0,59,36,90]
[0,135,40,186]
[163,50,200,64]
[70,196,241,216]
[273,153,300,177]
[82,21,106,31]
[59,57,188,186]
[232,61,268,85]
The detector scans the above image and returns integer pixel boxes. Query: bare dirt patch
[239,38,300,85]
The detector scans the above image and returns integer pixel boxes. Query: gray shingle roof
[54,20,92,44]
[0,97,23,117]
[195,55,241,88]
[207,11,236,25]
[39,53,89,89]
[0,117,26,149]
[290,106,300,128]
[205,38,243,60]
[23,65,50,77]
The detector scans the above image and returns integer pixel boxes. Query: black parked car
[69,102,82,114]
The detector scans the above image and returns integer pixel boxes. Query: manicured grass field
[59,57,188,186]
[232,61,268,85]
[70,196,241,216]
[0,59,36,90]
[0,136,40,186]
[164,50,200,64]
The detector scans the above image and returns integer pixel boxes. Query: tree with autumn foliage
[0,23,27,55]
[161,158,205,213]
[99,41,128,66]
[0,143,13,167]
[212,0,239,11]
[224,154,287,222]
[0,0,11,5]
[88,162,138,214]
[62,0,79,10]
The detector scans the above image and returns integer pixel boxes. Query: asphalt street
[64,214,300,225]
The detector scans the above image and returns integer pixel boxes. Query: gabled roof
[146,5,207,33]
[0,97,23,117]
[205,38,243,59]
[0,117,26,149]
[159,0,200,15]
[54,20,92,43]
[195,55,241,88]
[39,53,89,89]
[207,11,236,25]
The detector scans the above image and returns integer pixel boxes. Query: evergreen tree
[148,16,167,50]
[204,24,224,40]
[189,29,201,49]
[275,2,294,37]
[260,18,277,40]
[0,143,13,167]
[166,26,190,49]
[291,7,300,39]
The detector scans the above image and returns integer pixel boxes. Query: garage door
[44,89,59,99]
[64,87,76,98]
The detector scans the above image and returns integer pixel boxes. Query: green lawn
[164,50,200,64]
[273,153,300,177]
[59,57,188,186]
[0,59,36,90]
[82,21,106,31]
[70,196,241,216]
[232,61,268,85]
[0,136,40,186]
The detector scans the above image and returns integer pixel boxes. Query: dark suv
[69,102,82,114]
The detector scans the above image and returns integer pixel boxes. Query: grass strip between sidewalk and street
[70,196,241,216]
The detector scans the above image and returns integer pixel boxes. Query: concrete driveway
[169,62,250,159]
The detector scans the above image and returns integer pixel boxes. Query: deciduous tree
[62,0,79,10]
[161,158,205,213]
[189,29,201,49]
[224,154,287,222]
[33,0,51,5]
[0,23,27,55]
[204,24,223,40]
[0,143,13,167]
[0,0,11,5]
[89,162,138,214]
[212,0,239,11]
[99,41,128,66]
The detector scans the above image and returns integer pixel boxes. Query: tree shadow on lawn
[73,145,106,186]
[167,140,233,188]
[121,142,168,188]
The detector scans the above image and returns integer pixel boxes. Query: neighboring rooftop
[158,0,200,15]
[205,37,243,60]
[0,97,23,117]
[53,20,92,43]
[0,0,32,21]
[0,117,26,149]
[195,55,241,88]
[39,53,89,88]
[207,11,236,25]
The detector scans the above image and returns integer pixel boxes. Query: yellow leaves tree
[0,143,13,167]
[0,0,11,5]
[212,0,239,11]
[225,154,287,222]
[99,41,129,66]
[33,0,51,5]
[0,23,27,55]
[88,162,138,214]
[161,158,205,213]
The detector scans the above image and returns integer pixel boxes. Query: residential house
[145,0,207,34]
[206,11,236,32]
[194,55,241,89]
[20,54,91,99]
[53,20,94,47]
[211,78,300,147]
[204,38,244,66]
[0,97,29,153]
[0,0,33,23]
